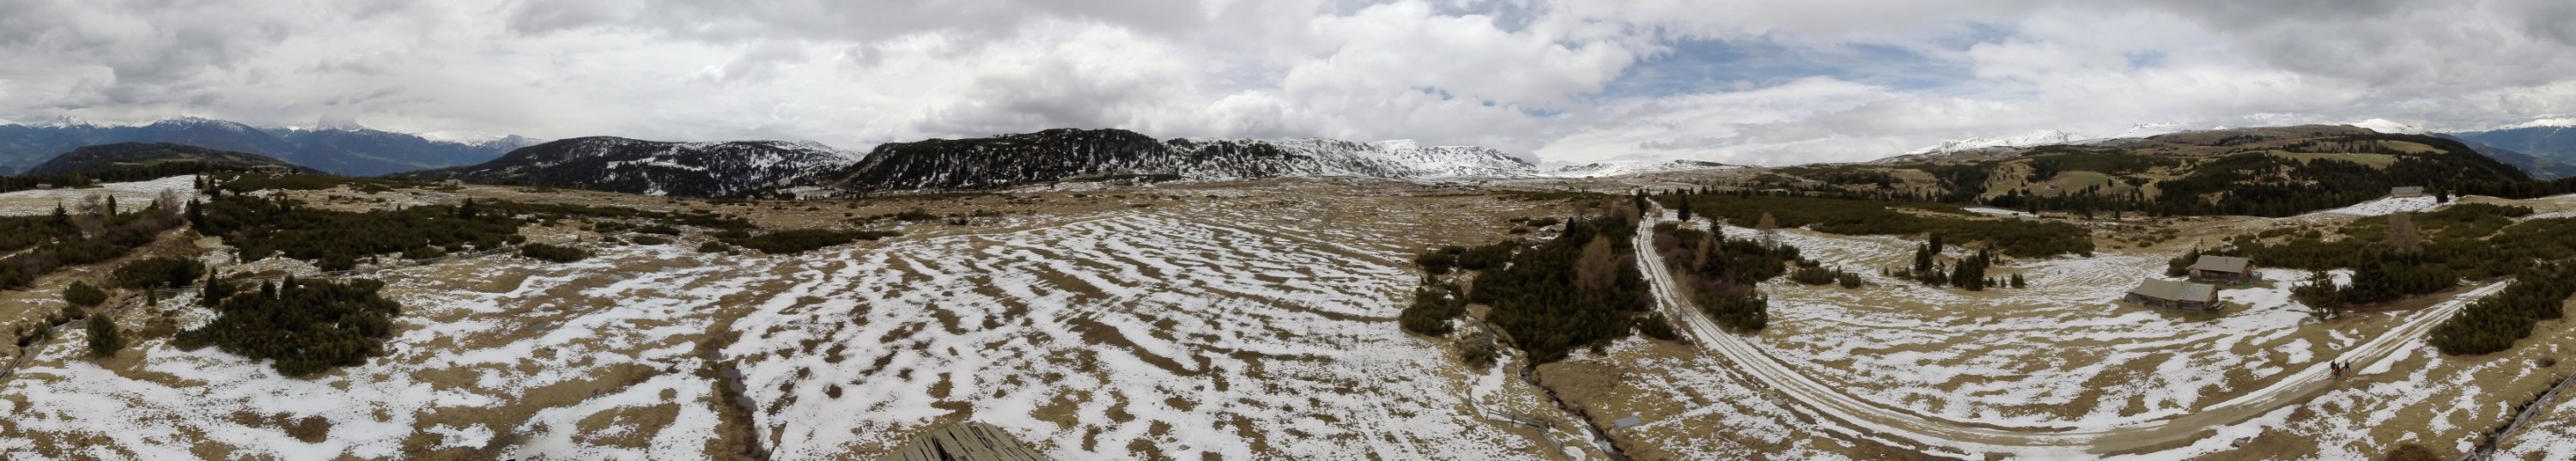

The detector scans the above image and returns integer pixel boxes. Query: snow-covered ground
[1600,211,2568,459]
[1964,207,2033,216]
[1685,224,2364,430]
[1539,160,1739,178]
[0,191,1559,460]
[0,242,734,459]
[0,175,196,215]
[2320,196,2445,216]
[726,214,1539,459]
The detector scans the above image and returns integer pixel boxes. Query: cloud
[0,0,2571,167]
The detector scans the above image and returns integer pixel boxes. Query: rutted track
[1631,203,2512,456]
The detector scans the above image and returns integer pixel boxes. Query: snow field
[0,175,197,216]
[1696,224,2378,430]
[0,242,739,459]
[726,213,1546,459]
[2320,196,2445,216]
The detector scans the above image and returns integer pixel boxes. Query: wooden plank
[875,422,1054,461]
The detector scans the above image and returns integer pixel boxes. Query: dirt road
[1630,203,2509,457]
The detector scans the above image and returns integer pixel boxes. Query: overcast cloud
[3,0,2573,166]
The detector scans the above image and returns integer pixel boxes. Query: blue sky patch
[1596,36,1976,100]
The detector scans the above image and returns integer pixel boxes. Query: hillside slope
[2449,126,2576,179]
[27,143,321,175]
[1752,125,2533,216]
[834,128,1535,191]
[389,136,863,197]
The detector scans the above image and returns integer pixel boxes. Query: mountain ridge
[0,117,538,176]
[386,136,865,197]
[2447,125,2576,179]
[829,128,1538,191]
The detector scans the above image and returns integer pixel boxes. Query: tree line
[2215,206,2576,312]
[1655,191,2094,258]
[194,193,526,271]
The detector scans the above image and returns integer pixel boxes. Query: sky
[5,0,2576,167]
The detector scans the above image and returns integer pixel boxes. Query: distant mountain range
[0,117,538,176]
[2446,125,2576,179]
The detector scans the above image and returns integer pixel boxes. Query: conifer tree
[87,313,121,358]
[202,272,224,306]
[1912,243,1935,276]
[2387,212,2422,254]
[63,281,106,307]
[187,198,206,230]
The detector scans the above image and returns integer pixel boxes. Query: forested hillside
[27,143,320,176]
[1733,125,2561,217]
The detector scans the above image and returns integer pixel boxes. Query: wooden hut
[2187,255,2258,285]
[2126,279,2220,311]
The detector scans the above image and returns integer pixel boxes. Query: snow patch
[0,175,197,216]
[1911,130,2079,155]
[2318,196,2444,216]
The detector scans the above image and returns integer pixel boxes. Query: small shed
[2126,279,2220,311]
[2187,255,2258,285]
[2391,186,2425,197]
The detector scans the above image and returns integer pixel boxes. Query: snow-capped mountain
[831,128,1538,191]
[2117,122,2191,137]
[1165,137,1536,179]
[1909,130,2080,155]
[2348,118,2430,135]
[392,136,865,197]
[0,116,535,176]
[1541,159,1739,178]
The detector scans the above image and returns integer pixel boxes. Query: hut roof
[2188,255,2251,274]
[2130,279,2216,302]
